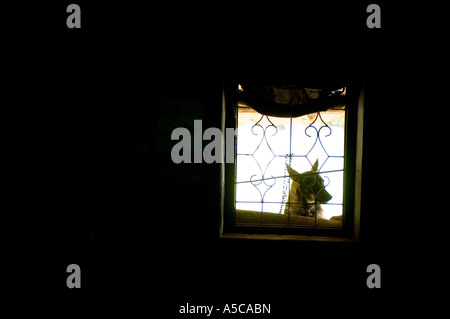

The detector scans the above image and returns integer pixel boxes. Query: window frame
[220,80,364,242]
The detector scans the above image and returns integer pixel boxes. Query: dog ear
[311,159,319,172]
[286,164,300,179]
[286,164,305,184]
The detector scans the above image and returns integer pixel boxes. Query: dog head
[285,159,332,217]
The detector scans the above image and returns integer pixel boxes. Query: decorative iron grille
[235,106,345,228]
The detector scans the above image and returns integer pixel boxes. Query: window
[221,80,364,241]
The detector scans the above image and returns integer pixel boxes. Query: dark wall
[53,73,399,314]
[23,1,420,316]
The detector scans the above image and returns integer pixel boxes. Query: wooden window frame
[220,81,364,242]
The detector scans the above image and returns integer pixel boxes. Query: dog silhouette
[284,159,332,218]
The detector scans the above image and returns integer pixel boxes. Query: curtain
[238,81,346,118]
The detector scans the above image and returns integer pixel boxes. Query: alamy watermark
[66,4,81,29]
[366,4,381,29]
[171,120,237,164]
[366,263,381,288]
[66,264,81,288]
[65,4,380,30]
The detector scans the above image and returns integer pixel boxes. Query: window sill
[236,210,342,227]
[220,232,357,243]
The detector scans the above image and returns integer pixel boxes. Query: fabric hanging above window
[238,81,347,118]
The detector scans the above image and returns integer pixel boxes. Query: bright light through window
[235,105,345,223]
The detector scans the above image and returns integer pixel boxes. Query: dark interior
[16,1,425,316]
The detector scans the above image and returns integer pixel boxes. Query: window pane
[235,104,345,228]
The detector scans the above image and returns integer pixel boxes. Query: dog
[284,159,332,219]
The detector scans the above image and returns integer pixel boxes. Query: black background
[8,1,435,317]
